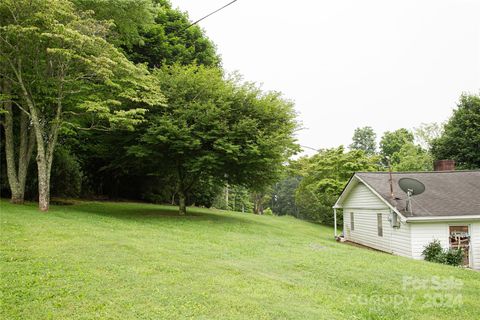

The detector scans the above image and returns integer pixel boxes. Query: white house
[333,169,480,269]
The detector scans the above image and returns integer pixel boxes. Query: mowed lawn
[1,200,479,319]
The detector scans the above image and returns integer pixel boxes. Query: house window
[377,213,383,237]
[350,212,354,231]
[449,226,470,266]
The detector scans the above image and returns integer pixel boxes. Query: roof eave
[406,215,480,222]
[354,175,407,221]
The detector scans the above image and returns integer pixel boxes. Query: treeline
[268,94,480,224]
[0,0,299,213]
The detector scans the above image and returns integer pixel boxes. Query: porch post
[333,208,337,238]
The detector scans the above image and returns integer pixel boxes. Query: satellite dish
[398,178,425,213]
[398,178,425,196]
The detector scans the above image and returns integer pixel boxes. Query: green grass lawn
[1,200,479,319]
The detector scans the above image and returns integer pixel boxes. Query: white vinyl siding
[342,182,412,257]
[410,222,480,270]
[377,213,383,237]
[390,221,412,257]
[342,183,386,209]
[338,176,480,268]
[410,223,449,260]
[472,223,480,270]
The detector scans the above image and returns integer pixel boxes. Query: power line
[185,0,238,30]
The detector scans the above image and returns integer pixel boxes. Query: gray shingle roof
[356,171,480,217]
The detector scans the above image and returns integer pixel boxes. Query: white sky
[171,0,480,155]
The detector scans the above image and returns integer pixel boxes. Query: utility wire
[185,0,238,30]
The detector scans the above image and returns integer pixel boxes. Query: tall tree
[295,147,381,225]
[431,94,480,169]
[74,0,220,68]
[68,0,221,200]
[0,0,164,211]
[127,1,220,68]
[0,83,35,203]
[413,122,443,151]
[349,126,377,155]
[391,143,433,172]
[129,64,298,215]
[379,128,414,160]
[72,0,155,48]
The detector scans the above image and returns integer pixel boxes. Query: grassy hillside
[1,200,479,319]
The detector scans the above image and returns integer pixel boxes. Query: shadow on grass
[63,201,265,226]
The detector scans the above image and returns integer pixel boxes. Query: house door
[449,225,471,267]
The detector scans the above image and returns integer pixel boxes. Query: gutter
[406,215,480,223]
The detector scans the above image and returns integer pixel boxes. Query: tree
[72,0,155,48]
[391,143,433,172]
[413,122,443,151]
[126,0,220,68]
[0,0,164,211]
[129,64,299,215]
[295,147,381,225]
[66,0,221,201]
[349,126,377,155]
[269,176,301,217]
[431,94,480,169]
[0,84,36,203]
[379,128,414,160]
[74,0,220,68]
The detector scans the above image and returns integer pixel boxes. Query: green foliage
[391,142,433,171]
[413,122,443,151]
[270,176,301,216]
[129,64,299,213]
[263,207,273,216]
[72,0,155,48]
[72,0,220,68]
[1,0,165,129]
[212,185,253,212]
[441,248,465,266]
[50,147,83,198]
[422,240,465,267]
[349,126,376,155]
[380,128,414,160]
[431,93,480,169]
[126,1,220,68]
[422,240,444,262]
[295,147,381,224]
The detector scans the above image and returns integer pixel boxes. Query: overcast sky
[171,0,480,155]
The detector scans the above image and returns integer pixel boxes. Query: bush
[422,240,444,262]
[422,240,465,266]
[263,208,273,216]
[442,248,465,266]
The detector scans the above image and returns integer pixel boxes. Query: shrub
[263,208,273,216]
[422,240,465,267]
[443,248,465,266]
[422,240,444,262]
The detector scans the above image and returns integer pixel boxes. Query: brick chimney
[434,160,455,171]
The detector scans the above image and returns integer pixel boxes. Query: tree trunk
[20,90,58,212]
[1,79,35,204]
[178,190,187,215]
[37,161,50,211]
[253,192,264,215]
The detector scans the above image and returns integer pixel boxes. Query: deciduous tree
[379,128,414,160]
[349,126,377,155]
[295,147,380,224]
[0,0,164,211]
[129,65,298,215]
[431,94,480,169]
